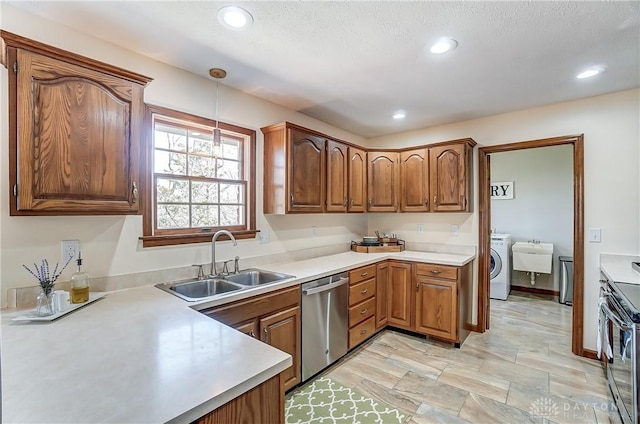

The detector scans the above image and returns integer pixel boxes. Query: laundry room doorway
[477,134,586,357]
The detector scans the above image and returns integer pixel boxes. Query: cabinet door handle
[263,327,269,343]
[132,182,138,203]
[360,329,367,335]
[425,197,429,207]
[360,289,368,294]
[249,330,256,338]
[350,198,354,207]
[430,270,441,274]
[360,308,368,315]
[433,195,437,204]
[344,196,348,207]
[290,193,295,204]
[368,199,372,208]
[416,282,419,292]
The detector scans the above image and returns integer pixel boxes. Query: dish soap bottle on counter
[70,252,90,304]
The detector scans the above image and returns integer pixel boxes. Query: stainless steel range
[600,275,640,424]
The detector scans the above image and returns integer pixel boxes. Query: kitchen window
[140,105,256,247]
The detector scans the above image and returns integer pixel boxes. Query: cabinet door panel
[367,152,398,212]
[387,262,412,328]
[288,129,325,213]
[348,147,367,212]
[234,320,259,339]
[376,262,389,329]
[15,49,143,214]
[400,149,429,212]
[260,306,301,391]
[326,140,348,212]
[415,278,457,341]
[429,144,466,212]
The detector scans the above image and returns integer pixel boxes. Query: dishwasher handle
[302,277,349,295]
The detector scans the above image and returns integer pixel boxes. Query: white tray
[11,292,107,322]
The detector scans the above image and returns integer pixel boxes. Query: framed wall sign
[490,181,514,199]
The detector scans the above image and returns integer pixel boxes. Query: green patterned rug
[285,377,407,424]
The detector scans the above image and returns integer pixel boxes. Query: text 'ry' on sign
[491,181,514,199]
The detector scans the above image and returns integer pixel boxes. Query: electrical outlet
[417,224,424,232]
[451,225,459,236]
[61,240,80,263]
[311,226,318,237]
[259,229,270,244]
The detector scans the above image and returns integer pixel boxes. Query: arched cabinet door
[400,148,429,212]
[326,140,348,212]
[429,143,473,212]
[288,128,326,213]
[348,146,367,212]
[4,31,151,215]
[367,151,399,212]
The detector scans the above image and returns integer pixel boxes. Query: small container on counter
[70,252,90,304]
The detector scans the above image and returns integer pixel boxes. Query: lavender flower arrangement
[23,257,73,295]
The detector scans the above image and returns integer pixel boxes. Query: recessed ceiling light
[217,6,254,30]
[576,66,607,79]
[393,112,406,120]
[429,37,458,54]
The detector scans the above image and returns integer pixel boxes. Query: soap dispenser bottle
[70,252,90,304]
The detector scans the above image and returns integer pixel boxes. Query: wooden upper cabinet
[2,31,152,215]
[289,128,326,213]
[400,148,429,212]
[262,122,326,214]
[348,146,367,212]
[326,140,348,212]
[429,140,474,212]
[367,151,399,212]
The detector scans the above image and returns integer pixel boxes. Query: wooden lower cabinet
[203,286,301,391]
[347,265,378,349]
[194,374,283,424]
[384,261,473,346]
[414,278,457,340]
[387,261,413,329]
[259,306,301,391]
[375,262,389,329]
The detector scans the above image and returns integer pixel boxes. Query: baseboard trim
[582,348,599,360]
[511,285,560,297]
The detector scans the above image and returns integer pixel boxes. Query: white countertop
[600,253,640,285]
[2,249,475,423]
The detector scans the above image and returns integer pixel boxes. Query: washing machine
[490,233,511,300]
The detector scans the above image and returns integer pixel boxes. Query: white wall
[0,5,368,305]
[491,146,574,291]
[367,87,640,351]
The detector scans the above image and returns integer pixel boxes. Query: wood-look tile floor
[317,292,622,424]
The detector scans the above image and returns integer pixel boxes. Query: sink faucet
[211,230,237,276]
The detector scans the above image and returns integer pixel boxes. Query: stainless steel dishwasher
[301,272,349,382]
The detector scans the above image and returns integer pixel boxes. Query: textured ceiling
[7,1,640,138]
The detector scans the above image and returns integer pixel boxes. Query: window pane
[155,150,187,175]
[220,183,243,204]
[157,204,190,229]
[192,205,219,228]
[157,178,189,203]
[220,205,244,226]
[189,132,213,155]
[222,139,240,160]
[189,155,216,177]
[192,181,219,204]
[155,124,187,151]
[218,159,240,180]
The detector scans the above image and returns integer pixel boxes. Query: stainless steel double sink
[155,269,295,302]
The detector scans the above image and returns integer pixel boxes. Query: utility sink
[155,278,244,302]
[512,241,554,274]
[222,269,295,286]
[512,241,554,255]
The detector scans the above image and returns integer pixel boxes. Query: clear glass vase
[36,287,55,316]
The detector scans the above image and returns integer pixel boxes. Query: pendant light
[209,68,227,151]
